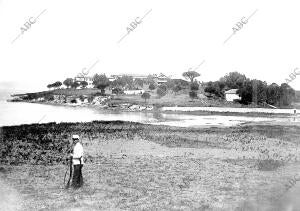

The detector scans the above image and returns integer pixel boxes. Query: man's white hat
[72,135,80,140]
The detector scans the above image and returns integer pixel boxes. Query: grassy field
[1,121,300,210]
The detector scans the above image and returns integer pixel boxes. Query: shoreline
[8,100,299,118]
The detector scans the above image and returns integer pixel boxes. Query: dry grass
[1,122,300,210]
[0,158,296,211]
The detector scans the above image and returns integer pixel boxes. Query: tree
[190,82,199,91]
[145,75,155,85]
[220,72,247,90]
[252,80,267,104]
[134,78,144,88]
[93,74,110,94]
[279,83,295,106]
[111,77,126,88]
[237,79,253,105]
[71,81,80,89]
[172,85,182,95]
[47,84,53,89]
[159,84,167,91]
[63,78,73,89]
[111,75,134,89]
[266,83,280,106]
[80,81,88,89]
[157,85,167,98]
[121,75,134,89]
[141,92,151,103]
[149,83,156,90]
[165,79,175,90]
[204,81,224,98]
[52,81,62,89]
[182,70,200,83]
[189,91,198,101]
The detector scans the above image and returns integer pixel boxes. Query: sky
[0,0,299,93]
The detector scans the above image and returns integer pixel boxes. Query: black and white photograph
[0,0,300,210]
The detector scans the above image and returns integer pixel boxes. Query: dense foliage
[92,74,110,94]
[189,91,197,100]
[149,83,156,90]
[190,82,199,91]
[204,71,296,106]
[63,78,73,88]
[157,84,167,97]
[47,81,62,89]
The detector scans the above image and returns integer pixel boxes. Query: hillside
[9,87,299,110]
[9,88,248,109]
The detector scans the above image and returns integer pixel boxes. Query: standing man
[70,134,84,188]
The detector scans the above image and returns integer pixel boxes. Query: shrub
[190,82,199,91]
[112,88,124,95]
[172,85,182,94]
[189,91,198,100]
[70,99,77,104]
[80,81,88,89]
[233,99,241,103]
[141,92,151,103]
[149,83,156,90]
[87,96,94,103]
[79,95,85,102]
[158,84,167,92]
[44,94,54,101]
[157,86,167,98]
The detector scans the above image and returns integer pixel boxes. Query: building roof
[110,74,148,78]
[225,89,239,94]
[109,73,170,79]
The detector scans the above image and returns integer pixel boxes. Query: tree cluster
[92,74,110,94]
[47,81,62,89]
[204,72,295,106]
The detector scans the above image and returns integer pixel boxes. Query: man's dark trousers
[72,164,83,188]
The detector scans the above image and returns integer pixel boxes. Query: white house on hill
[74,75,93,88]
[124,89,145,95]
[225,89,241,102]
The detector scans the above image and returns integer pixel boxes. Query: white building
[124,89,145,95]
[74,75,93,88]
[225,89,241,102]
[109,73,169,85]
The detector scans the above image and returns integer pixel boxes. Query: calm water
[0,99,299,127]
[0,100,157,126]
[1,90,299,127]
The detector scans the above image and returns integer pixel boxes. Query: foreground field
[1,121,300,210]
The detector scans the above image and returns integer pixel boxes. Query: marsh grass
[1,121,300,210]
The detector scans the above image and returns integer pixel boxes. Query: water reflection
[0,101,299,127]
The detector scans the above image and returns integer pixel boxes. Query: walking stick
[65,155,73,188]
